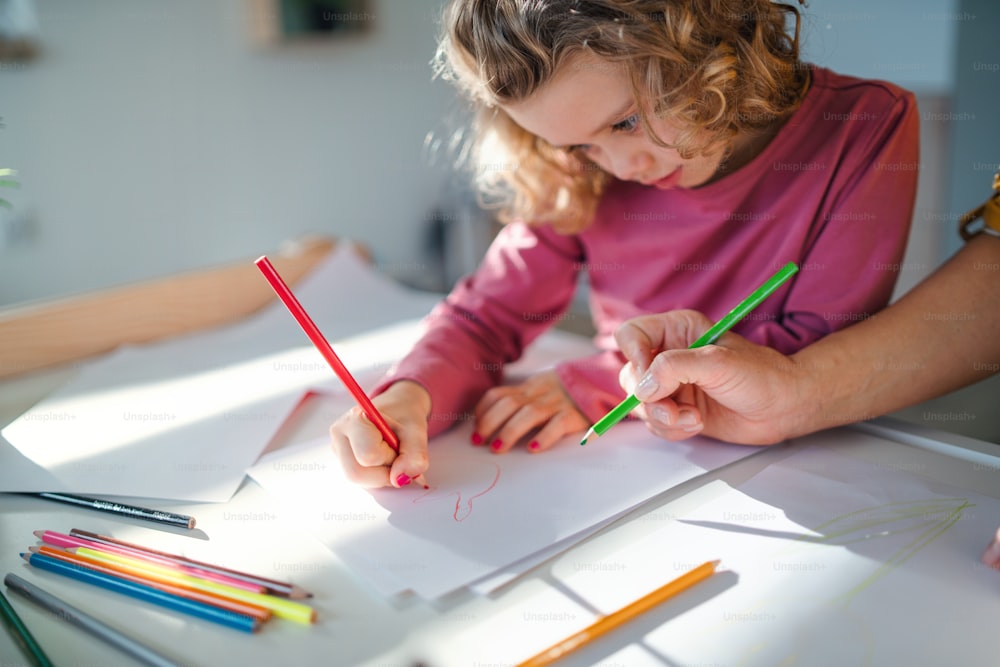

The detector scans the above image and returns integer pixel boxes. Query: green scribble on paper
[797,498,974,605]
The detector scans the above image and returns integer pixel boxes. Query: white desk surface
[1,362,998,667]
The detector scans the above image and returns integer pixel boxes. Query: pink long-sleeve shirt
[378,66,919,434]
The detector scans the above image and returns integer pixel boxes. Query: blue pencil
[20,553,259,633]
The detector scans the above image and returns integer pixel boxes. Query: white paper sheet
[0,244,442,501]
[246,411,757,599]
[541,443,1000,667]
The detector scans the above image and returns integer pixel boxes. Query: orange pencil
[516,560,720,667]
[32,547,273,623]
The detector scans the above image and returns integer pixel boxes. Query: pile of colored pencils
[20,529,316,633]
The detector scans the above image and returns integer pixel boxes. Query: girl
[331,0,919,488]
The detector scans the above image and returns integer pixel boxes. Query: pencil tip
[32,530,44,538]
[290,585,314,599]
[580,427,595,445]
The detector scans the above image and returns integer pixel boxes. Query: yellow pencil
[516,560,720,667]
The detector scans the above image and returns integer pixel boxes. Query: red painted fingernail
[396,473,411,487]
[528,441,540,451]
[471,432,483,445]
[491,439,503,451]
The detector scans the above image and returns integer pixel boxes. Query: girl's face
[502,52,729,190]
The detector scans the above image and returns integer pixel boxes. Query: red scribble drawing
[412,461,502,522]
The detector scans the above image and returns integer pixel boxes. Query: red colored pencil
[255,255,400,451]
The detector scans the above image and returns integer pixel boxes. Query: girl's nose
[610,150,654,182]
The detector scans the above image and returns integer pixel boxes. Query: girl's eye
[611,114,639,134]
[568,144,592,154]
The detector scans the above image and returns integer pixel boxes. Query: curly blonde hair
[435,0,809,232]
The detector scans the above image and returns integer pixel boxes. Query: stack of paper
[2,243,761,599]
[0,244,441,501]
[244,320,759,599]
[247,421,756,599]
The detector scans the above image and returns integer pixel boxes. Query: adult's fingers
[615,310,716,372]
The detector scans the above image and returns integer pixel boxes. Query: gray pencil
[4,573,183,667]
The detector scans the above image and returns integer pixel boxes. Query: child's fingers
[388,421,429,489]
[329,425,391,488]
[473,388,521,449]
[487,401,550,454]
[524,414,579,453]
[341,407,397,468]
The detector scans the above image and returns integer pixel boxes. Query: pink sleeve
[374,223,583,435]
[745,92,920,354]
[554,351,630,424]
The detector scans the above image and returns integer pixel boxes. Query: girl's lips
[652,168,682,190]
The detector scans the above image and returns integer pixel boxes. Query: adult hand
[472,370,588,453]
[615,310,804,445]
[329,380,431,488]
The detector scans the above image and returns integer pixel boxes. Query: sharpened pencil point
[580,427,595,445]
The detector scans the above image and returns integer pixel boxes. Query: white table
[1,353,998,667]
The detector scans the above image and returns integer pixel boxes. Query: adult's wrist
[781,349,840,440]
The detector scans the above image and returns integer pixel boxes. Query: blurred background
[0,0,997,440]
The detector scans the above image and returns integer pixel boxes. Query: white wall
[0,0,967,308]
[799,0,958,95]
[798,0,960,300]
[0,0,457,305]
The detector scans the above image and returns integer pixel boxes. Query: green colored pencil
[0,581,54,667]
[580,261,799,444]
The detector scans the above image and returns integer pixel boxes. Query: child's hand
[329,380,431,488]
[472,370,588,454]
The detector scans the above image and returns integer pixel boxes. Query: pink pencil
[254,256,400,451]
[34,530,266,594]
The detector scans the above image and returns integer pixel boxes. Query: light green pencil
[580,261,799,445]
